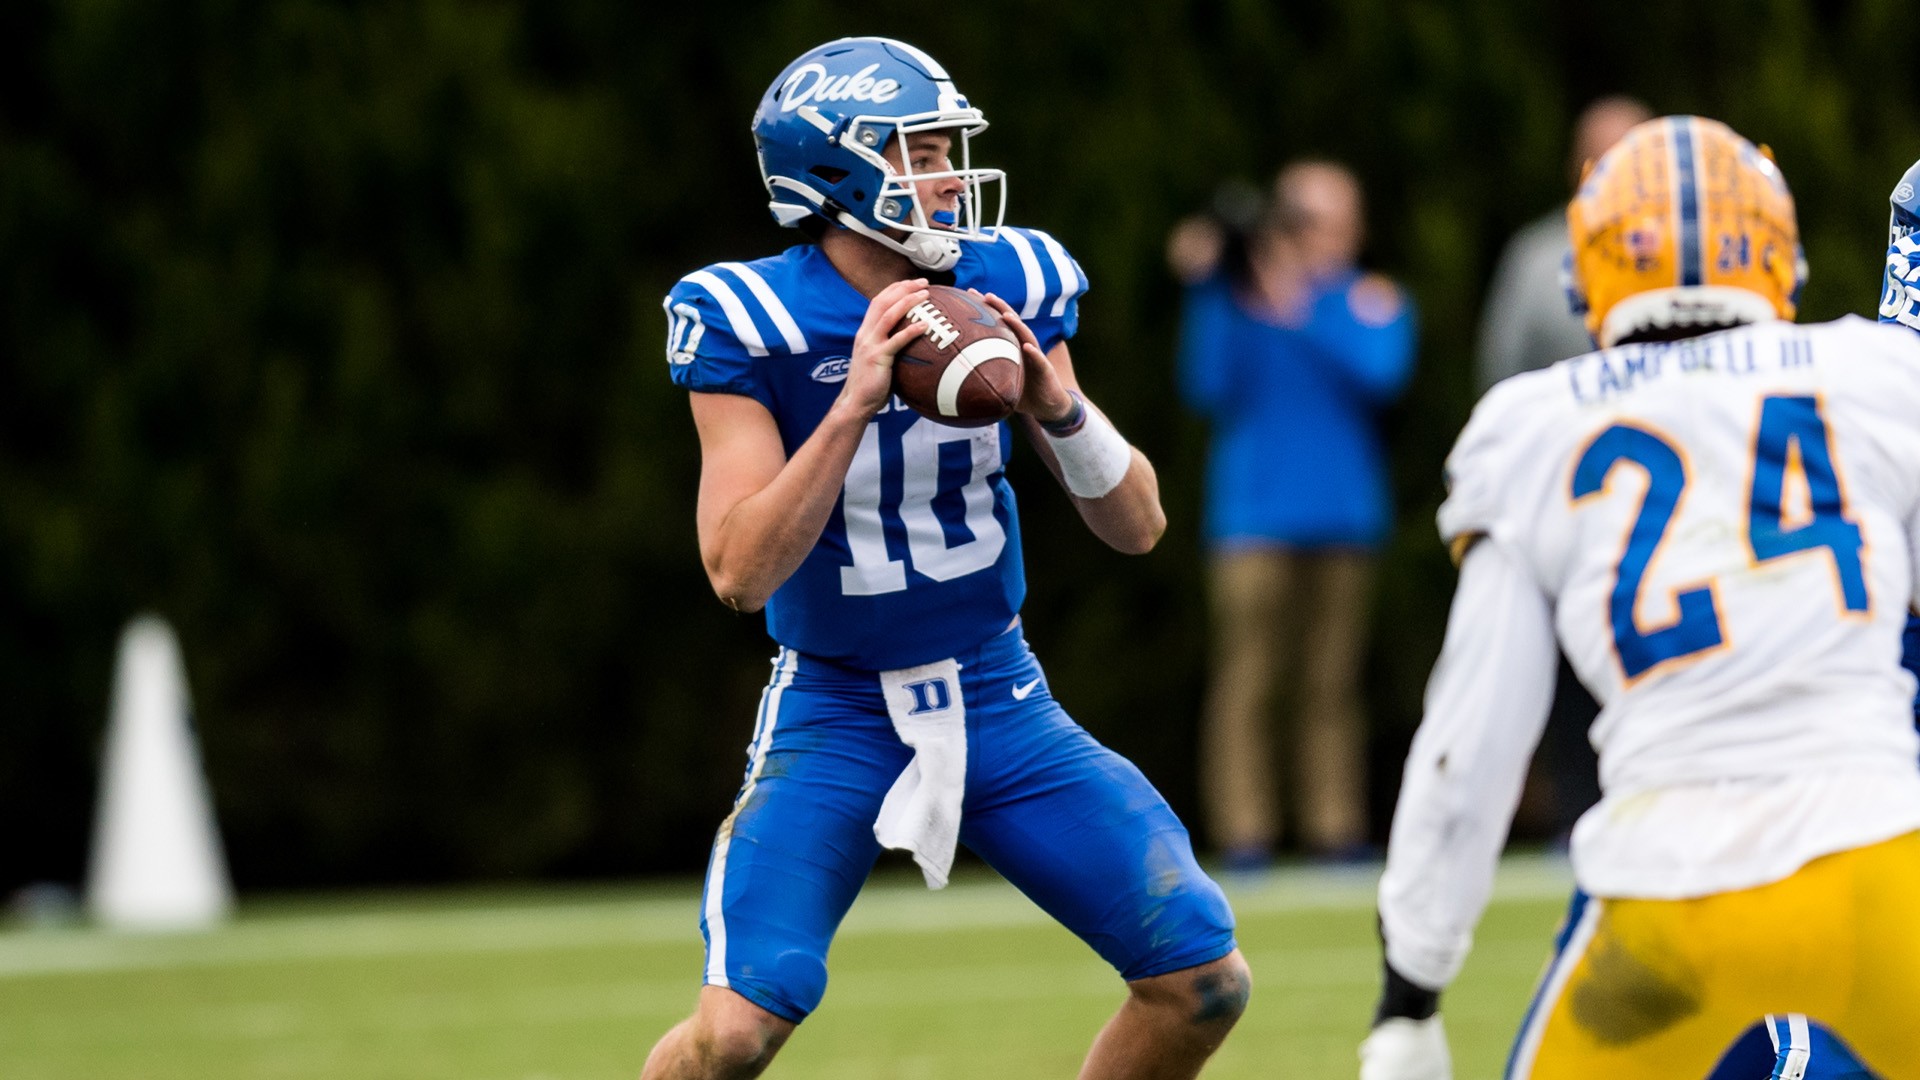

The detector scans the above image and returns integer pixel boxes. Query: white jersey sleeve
[1435,372,1557,553]
[1379,538,1558,990]
[1912,496,1920,613]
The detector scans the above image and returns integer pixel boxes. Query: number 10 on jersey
[839,418,1008,595]
[1574,395,1868,683]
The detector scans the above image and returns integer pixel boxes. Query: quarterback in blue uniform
[642,37,1246,1080]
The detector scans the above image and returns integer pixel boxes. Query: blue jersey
[664,229,1088,671]
[1906,616,1920,724]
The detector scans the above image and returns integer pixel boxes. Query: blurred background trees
[3,0,1915,889]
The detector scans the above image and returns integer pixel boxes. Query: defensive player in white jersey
[1358,116,1920,1079]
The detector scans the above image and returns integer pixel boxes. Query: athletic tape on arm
[1043,407,1132,498]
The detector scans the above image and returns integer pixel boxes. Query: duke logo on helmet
[779,64,902,111]
[752,37,1006,272]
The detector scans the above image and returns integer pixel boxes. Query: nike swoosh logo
[1011,678,1042,700]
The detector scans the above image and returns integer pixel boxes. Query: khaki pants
[1201,548,1373,855]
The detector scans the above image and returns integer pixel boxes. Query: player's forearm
[1018,411,1165,554]
[704,404,871,611]
[1377,539,1557,990]
[1070,448,1164,554]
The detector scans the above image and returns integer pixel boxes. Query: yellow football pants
[1510,831,1920,1079]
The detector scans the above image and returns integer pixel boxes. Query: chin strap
[833,211,962,271]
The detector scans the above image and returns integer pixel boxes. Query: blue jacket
[1177,269,1416,548]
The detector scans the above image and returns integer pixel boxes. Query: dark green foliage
[1,0,1913,886]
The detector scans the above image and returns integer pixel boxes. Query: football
[890,285,1025,427]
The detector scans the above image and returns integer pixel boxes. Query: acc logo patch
[1899,183,1916,203]
[810,356,852,383]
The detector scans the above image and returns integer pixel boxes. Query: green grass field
[0,857,1573,1080]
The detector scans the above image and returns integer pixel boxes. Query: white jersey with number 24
[1379,315,1920,990]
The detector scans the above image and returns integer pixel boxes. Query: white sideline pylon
[86,614,233,931]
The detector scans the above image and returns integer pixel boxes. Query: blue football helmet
[752,37,1006,271]
[1881,157,1920,329]
[1891,157,1920,244]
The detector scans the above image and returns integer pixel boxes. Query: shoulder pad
[666,256,815,364]
[662,257,814,405]
[962,227,1089,320]
[1436,372,1557,546]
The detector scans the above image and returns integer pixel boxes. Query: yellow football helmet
[1566,115,1804,348]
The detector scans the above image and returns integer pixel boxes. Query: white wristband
[1043,407,1132,498]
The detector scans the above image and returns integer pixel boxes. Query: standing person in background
[1171,161,1416,869]
[1472,96,1653,847]
[1474,97,1652,391]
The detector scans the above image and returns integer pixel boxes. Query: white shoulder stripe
[1032,230,1083,317]
[682,270,768,357]
[1000,230,1046,319]
[718,262,810,355]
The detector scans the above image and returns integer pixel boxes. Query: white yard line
[0,855,1572,979]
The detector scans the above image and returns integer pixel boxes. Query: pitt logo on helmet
[1567,116,1805,348]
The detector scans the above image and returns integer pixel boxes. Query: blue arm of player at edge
[1905,614,1920,725]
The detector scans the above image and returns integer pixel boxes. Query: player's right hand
[841,278,930,418]
[1358,1016,1452,1080]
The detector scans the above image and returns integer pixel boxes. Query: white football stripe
[879,37,951,79]
[1000,230,1046,319]
[703,648,797,988]
[936,338,1020,417]
[681,271,768,357]
[718,262,809,354]
[1782,1014,1811,1080]
[1033,231,1082,317]
[1505,896,1600,1079]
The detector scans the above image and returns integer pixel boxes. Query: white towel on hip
[875,659,968,889]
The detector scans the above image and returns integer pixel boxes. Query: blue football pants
[698,628,1238,1022]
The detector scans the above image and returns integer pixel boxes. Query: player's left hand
[971,289,1074,424]
[1358,1016,1452,1080]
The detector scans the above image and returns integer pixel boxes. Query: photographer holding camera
[1170,161,1417,870]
